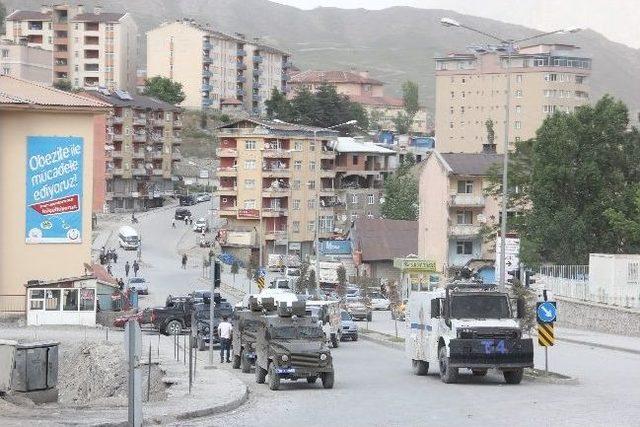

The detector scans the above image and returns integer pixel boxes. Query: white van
[118,226,140,250]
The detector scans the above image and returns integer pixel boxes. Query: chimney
[76,4,84,14]
[94,5,102,15]
[482,143,497,154]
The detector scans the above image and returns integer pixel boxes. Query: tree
[391,111,412,134]
[143,76,185,105]
[381,154,418,221]
[265,88,294,121]
[369,109,385,130]
[0,2,7,33]
[295,262,310,294]
[231,260,239,284]
[307,269,317,294]
[387,280,401,337]
[53,79,72,92]
[402,81,420,118]
[336,265,347,299]
[485,119,495,145]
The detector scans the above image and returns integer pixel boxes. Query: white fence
[537,265,640,310]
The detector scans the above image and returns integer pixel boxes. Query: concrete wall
[92,114,107,212]
[556,297,640,337]
[418,154,449,272]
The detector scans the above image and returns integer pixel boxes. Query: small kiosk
[25,275,98,326]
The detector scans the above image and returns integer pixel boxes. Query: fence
[0,294,26,313]
[537,265,640,309]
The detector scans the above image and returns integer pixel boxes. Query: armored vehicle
[231,297,275,372]
[254,301,334,390]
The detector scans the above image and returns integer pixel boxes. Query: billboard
[25,136,83,244]
[237,209,260,219]
[320,240,352,255]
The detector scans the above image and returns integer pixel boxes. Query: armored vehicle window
[270,326,325,340]
[450,295,510,319]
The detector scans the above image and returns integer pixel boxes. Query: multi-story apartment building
[215,118,338,259]
[146,19,292,114]
[434,43,591,153]
[4,4,137,90]
[289,70,428,133]
[332,137,396,231]
[84,89,182,212]
[418,152,502,277]
[0,39,52,84]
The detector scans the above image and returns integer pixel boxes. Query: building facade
[84,90,182,212]
[434,43,591,153]
[4,4,138,90]
[215,118,338,259]
[146,20,291,114]
[0,39,52,84]
[0,76,109,315]
[418,152,502,275]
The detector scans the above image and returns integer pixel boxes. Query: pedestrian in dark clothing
[181,254,188,269]
[107,264,113,275]
[113,251,118,264]
[118,278,124,291]
[133,260,140,277]
[184,216,189,226]
[124,261,130,278]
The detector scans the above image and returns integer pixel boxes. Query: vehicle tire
[255,365,267,384]
[412,359,429,376]
[268,363,281,391]
[352,334,358,342]
[321,371,334,389]
[331,334,339,348]
[438,346,458,384]
[165,320,182,335]
[240,349,251,373]
[232,353,241,369]
[367,313,372,322]
[306,376,318,384]
[197,337,207,351]
[503,368,524,384]
[472,369,488,377]
[391,312,395,320]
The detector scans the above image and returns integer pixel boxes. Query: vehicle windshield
[270,326,324,340]
[370,292,384,299]
[129,278,145,283]
[450,295,511,319]
[124,236,139,243]
[340,311,352,321]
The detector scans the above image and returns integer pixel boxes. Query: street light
[312,119,357,290]
[440,18,581,289]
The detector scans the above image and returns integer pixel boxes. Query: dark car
[151,296,195,335]
[175,208,192,220]
[191,301,234,350]
[179,195,197,206]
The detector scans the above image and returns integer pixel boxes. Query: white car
[193,217,210,233]
[128,277,148,295]
[370,292,390,310]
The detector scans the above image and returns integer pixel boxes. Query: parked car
[128,277,148,295]
[175,208,192,220]
[369,292,390,310]
[193,217,210,233]
[179,195,196,206]
[340,310,358,341]
[346,287,360,298]
[151,297,195,335]
[346,297,372,321]
[196,193,211,203]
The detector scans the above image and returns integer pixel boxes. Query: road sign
[256,268,266,290]
[495,235,520,282]
[536,301,557,323]
[537,323,555,346]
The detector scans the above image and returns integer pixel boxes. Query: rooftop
[335,137,396,154]
[348,95,404,108]
[290,70,383,86]
[217,118,339,137]
[440,152,503,176]
[82,89,180,111]
[71,12,127,23]
[5,10,51,21]
[351,219,418,262]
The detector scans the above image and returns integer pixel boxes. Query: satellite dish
[379,197,385,204]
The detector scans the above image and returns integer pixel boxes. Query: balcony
[320,168,335,178]
[203,41,213,50]
[237,63,247,70]
[253,69,263,77]
[202,83,213,92]
[252,93,261,101]
[133,133,147,143]
[53,50,69,59]
[112,116,124,124]
[202,70,213,77]
[448,224,482,237]
[151,118,165,127]
[53,64,68,72]
[217,166,238,177]
[219,207,238,217]
[236,75,246,83]
[172,151,182,161]
[262,167,289,177]
[236,88,245,96]
[132,151,145,159]
[265,230,288,240]
[262,187,289,197]
[152,169,164,176]
[112,133,123,142]
[320,187,335,196]
[54,37,68,45]
[252,81,261,89]
[173,120,182,128]
[237,49,247,56]
[151,151,163,160]
[132,117,146,126]
[262,207,288,217]
[252,55,263,63]
[111,151,123,159]
[283,60,293,68]
[202,98,213,107]
[217,186,238,196]
[112,168,124,176]
[216,148,238,157]
[449,194,485,208]
[53,23,67,31]
[203,56,212,63]
[132,168,147,177]
[263,149,291,159]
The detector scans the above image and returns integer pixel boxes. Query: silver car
[340,310,358,341]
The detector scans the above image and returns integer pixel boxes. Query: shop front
[26,276,97,326]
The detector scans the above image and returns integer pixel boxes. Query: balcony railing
[132,151,145,159]
[261,207,288,217]
[173,120,182,128]
[449,194,485,207]
[216,148,238,157]
[112,133,123,142]
[202,84,213,92]
[265,230,288,240]
[262,167,289,176]
[203,56,212,63]
[237,49,247,56]
[133,134,147,143]
[132,168,147,176]
[112,116,124,124]
[237,63,247,70]
[252,55,263,63]
[253,69,263,77]
[236,88,245,96]
[132,117,146,126]
[448,224,482,237]
[263,149,291,158]
[202,70,213,77]
[203,41,213,50]
[236,75,246,83]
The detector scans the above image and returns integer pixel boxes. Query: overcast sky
[272,0,640,49]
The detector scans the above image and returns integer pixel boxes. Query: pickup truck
[151,296,195,335]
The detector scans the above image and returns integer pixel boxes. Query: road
[103,203,640,426]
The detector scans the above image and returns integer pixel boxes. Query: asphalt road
[105,203,640,427]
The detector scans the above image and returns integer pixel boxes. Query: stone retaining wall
[556,297,640,337]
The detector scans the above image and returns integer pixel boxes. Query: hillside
[4,0,640,118]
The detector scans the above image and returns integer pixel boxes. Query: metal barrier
[0,294,26,313]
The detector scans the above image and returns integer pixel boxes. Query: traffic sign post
[536,294,558,375]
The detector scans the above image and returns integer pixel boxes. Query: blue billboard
[320,240,352,255]
[25,136,84,244]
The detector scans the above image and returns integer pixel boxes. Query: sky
[271,0,640,49]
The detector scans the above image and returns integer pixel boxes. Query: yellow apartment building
[434,43,591,153]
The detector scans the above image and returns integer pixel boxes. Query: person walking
[172,218,176,228]
[132,260,140,277]
[124,261,130,278]
[113,251,118,264]
[181,254,188,269]
[107,264,113,275]
[184,216,189,226]
[217,316,233,363]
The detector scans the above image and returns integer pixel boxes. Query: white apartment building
[4,4,137,90]
[146,19,292,114]
[0,39,52,84]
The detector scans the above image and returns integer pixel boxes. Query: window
[456,210,473,225]
[244,160,256,170]
[79,289,95,311]
[307,180,315,190]
[449,122,454,129]
[456,241,473,255]
[350,212,358,222]
[514,90,523,98]
[1,49,8,58]
[460,106,465,114]
[245,140,256,150]
[461,77,466,84]
[461,91,466,98]
[293,199,300,210]
[515,105,522,114]
[352,155,359,165]
[308,221,315,231]
[1,66,9,75]
[457,180,473,194]
[309,161,316,171]
[293,160,302,170]
[29,289,44,310]
[450,91,455,99]
[449,106,454,114]
[45,290,60,311]
[309,140,315,151]
[544,73,558,82]
[292,180,300,190]
[575,75,586,84]
[367,212,374,219]
[515,74,522,83]
[351,194,358,204]
[319,215,334,232]
[308,199,316,209]
[367,194,375,205]
[628,262,639,283]
[292,221,300,233]
[244,179,255,189]
[294,141,302,151]
[63,289,78,311]
[243,199,256,209]
[514,121,522,130]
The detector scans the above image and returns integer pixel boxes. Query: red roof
[290,70,383,85]
[348,95,404,108]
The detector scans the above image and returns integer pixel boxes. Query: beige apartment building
[84,89,182,212]
[434,44,591,153]
[4,4,137,90]
[418,152,502,279]
[0,39,52,84]
[147,19,292,114]
[0,76,109,315]
[215,118,338,260]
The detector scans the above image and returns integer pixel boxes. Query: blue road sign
[537,301,557,323]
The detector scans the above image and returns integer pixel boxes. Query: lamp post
[313,119,357,289]
[440,18,580,288]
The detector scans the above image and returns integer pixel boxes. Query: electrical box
[0,340,59,393]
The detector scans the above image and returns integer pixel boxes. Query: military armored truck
[231,297,275,373]
[254,301,334,390]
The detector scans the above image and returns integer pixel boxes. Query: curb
[555,336,640,355]
[359,331,404,351]
[174,385,249,421]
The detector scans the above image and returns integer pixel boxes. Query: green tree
[143,76,185,105]
[53,79,72,92]
[336,265,347,299]
[369,109,384,130]
[391,111,412,134]
[485,119,495,145]
[381,154,418,221]
[265,87,294,121]
[307,269,317,294]
[402,81,420,118]
[0,2,6,33]
[295,262,310,294]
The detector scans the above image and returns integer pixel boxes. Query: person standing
[124,261,130,278]
[217,316,233,363]
[172,218,176,228]
[181,254,188,269]
[133,260,140,277]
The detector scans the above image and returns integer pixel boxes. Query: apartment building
[434,43,591,153]
[215,118,338,259]
[146,19,292,114]
[418,152,502,277]
[84,89,182,212]
[332,137,396,231]
[0,39,52,84]
[289,70,428,133]
[4,4,138,90]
